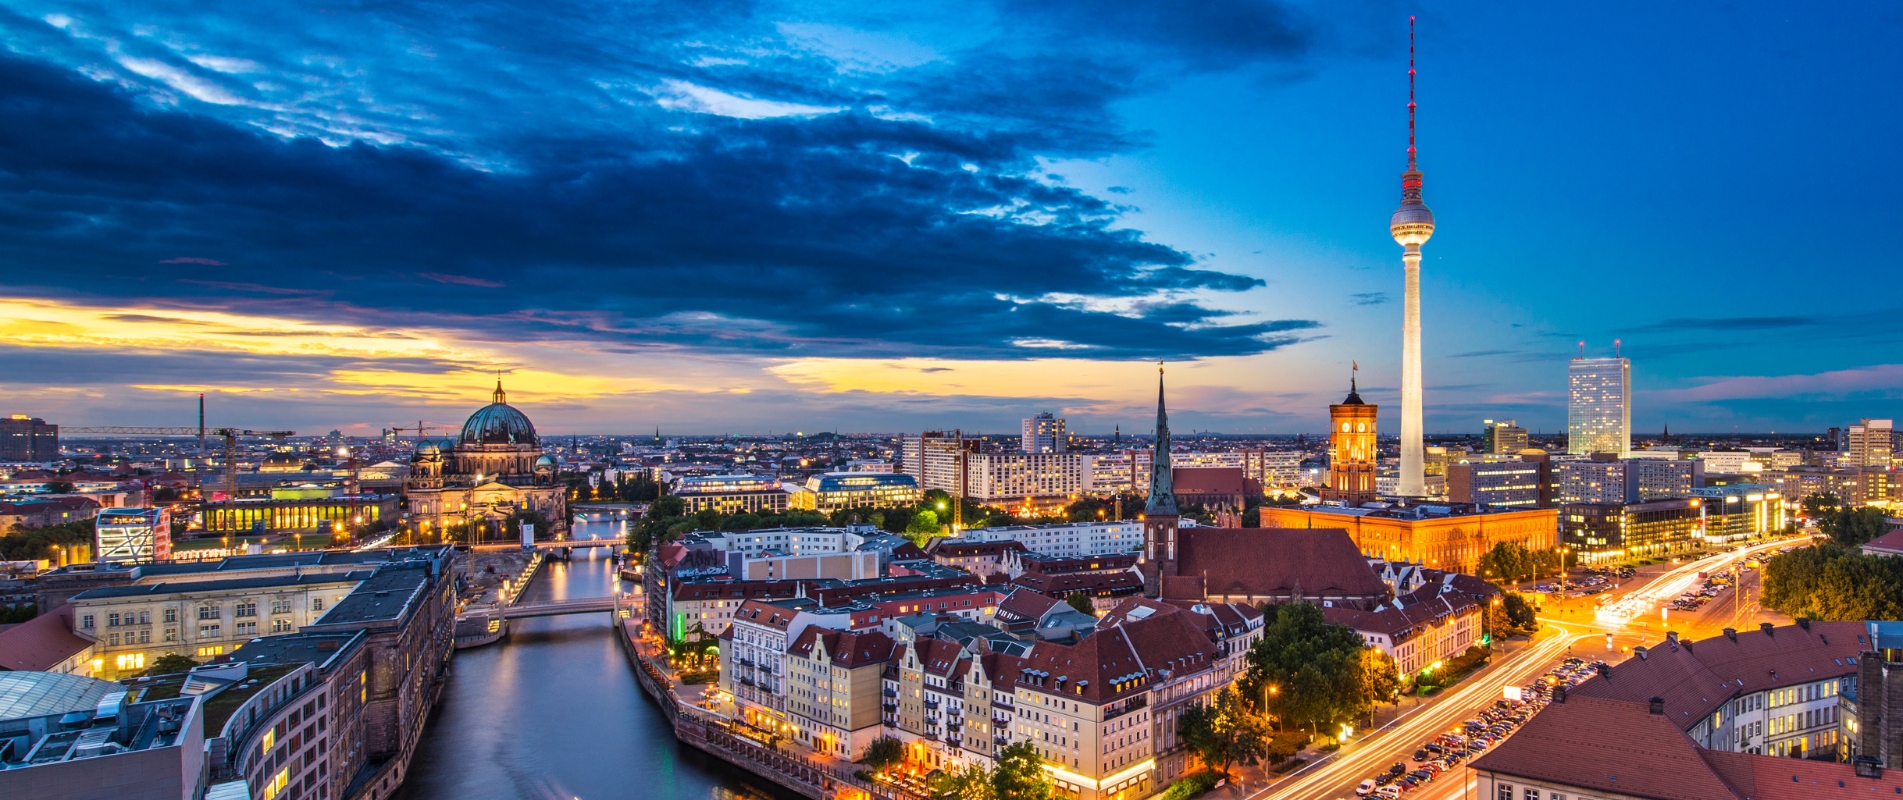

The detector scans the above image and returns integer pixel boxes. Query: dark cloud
[1449,349,1515,358]
[1350,291,1388,305]
[0,25,1315,360]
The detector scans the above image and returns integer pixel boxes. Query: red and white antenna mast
[1407,15,1417,168]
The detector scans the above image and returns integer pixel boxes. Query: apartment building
[963,522,1144,557]
[70,571,371,676]
[783,627,895,759]
[1322,590,1480,678]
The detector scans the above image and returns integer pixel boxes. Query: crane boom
[65,426,296,501]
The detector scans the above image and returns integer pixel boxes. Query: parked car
[1358,779,1377,796]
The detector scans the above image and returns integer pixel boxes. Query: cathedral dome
[460,381,538,446]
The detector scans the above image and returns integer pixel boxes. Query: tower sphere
[1390,171,1435,246]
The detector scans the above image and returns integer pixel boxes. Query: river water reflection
[397,517,798,800]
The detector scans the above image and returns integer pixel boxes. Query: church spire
[1146,361,1178,516]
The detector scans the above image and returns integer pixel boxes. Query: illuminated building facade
[0,414,59,462]
[1692,484,1784,542]
[404,381,567,538]
[1847,418,1895,469]
[672,474,789,514]
[1261,503,1558,575]
[94,506,171,563]
[1323,377,1379,505]
[1483,419,1528,454]
[962,452,1083,511]
[1021,412,1067,454]
[1560,498,1702,562]
[1568,357,1631,457]
[788,472,921,512]
[201,491,398,535]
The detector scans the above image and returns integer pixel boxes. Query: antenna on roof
[1407,15,1418,167]
[1577,341,1585,360]
[1614,338,1622,358]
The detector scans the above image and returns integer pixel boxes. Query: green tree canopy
[861,736,905,772]
[1239,602,1390,734]
[1065,591,1095,616]
[1762,544,1903,620]
[1820,507,1888,548]
[1176,686,1272,778]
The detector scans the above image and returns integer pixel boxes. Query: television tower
[1390,15,1436,497]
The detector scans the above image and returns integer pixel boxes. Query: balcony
[993,714,1010,726]
[923,698,940,709]
[882,688,898,698]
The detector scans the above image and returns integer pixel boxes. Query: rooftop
[306,563,434,628]
[71,569,372,601]
[0,671,121,720]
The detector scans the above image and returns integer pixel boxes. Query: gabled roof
[1010,570,1141,597]
[1567,621,1864,729]
[1470,696,1742,800]
[0,605,93,672]
[1861,528,1903,555]
[733,599,796,630]
[1175,527,1389,600]
[994,586,1063,624]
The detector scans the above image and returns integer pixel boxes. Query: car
[1425,742,1444,755]
[1357,779,1377,796]
[1391,762,1407,776]
[1375,787,1401,800]
[1413,748,1429,761]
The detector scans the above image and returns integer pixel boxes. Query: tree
[862,736,905,772]
[1478,542,1534,585]
[1358,647,1402,710]
[1500,592,1537,632]
[904,509,940,545]
[1239,602,1380,733]
[1176,686,1271,778]
[1802,492,1843,519]
[1762,544,1903,620]
[1821,507,1888,548]
[1065,591,1095,616]
[929,765,994,800]
[140,653,199,677]
[989,741,1053,800]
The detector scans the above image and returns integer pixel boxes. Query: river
[396,517,798,800]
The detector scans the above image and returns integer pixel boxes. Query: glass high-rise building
[1568,357,1631,457]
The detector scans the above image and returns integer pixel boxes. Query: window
[235,602,257,618]
[164,608,177,623]
[196,645,224,657]
[236,622,258,636]
[115,653,145,671]
[108,612,121,627]
[199,624,221,638]
[198,606,220,621]
[165,628,178,642]
[139,630,151,644]
[1525,790,1538,800]
[139,611,150,625]
[273,619,292,633]
[264,767,289,800]
[108,633,120,646]
[81,614,94,629]
[313,598,325,612]
[271,600,292,615]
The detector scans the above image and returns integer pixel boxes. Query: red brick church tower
[1140,363,1180,597]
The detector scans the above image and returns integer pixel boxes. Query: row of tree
[627,488,1054,556]
[0,518,95,561]
[1476,542,1569,585]
[1801,493,1889,549]
[1762,543,1903,620]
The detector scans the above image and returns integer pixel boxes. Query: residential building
[1849,620,1903,766]
[1022,413,1067,454]
[1323,589,1480,678]
[1560,498,1704,562]
[901,432,976,494]
[1081,453,1134,494]
[1481,419,1528,455]
[963,521,1144,557]
[214,633,373,800]
[1008,570,1144,611]
[0,414,59,462]
[1566,621,1862,759]
[962,452,1083,511]
[725,549,880,581]
[1323,380,1379,505]
[1567,356,1631,457]
[0,496,102,532]
[1126,449,1303,494]
[1630,457,1705,500]
[1849,419,1896,469]
[1259,504,1558,576]
[1695,449,1758,475]
[1555,458,1630,504]
[924,539,1026,579]
[94,507,172,564]
[787,472,921,512]
[783,627,896,759]
[71,571,371,675]
[1004,551,1140,580]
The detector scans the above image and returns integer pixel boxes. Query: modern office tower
[1628,458,1704,500]
[1445,459,1543,507]
[1020,412,1066,454]
[0,414,59,462]
[1390,20,1435,497]
[1483,419,1528,454]
[1323,376,1379,505]
[1568,356,1631,457]
[1847,419,1895,468]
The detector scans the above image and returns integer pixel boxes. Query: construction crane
[381,421,456,444]
[64,427,296,501]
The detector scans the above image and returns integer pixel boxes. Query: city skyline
[4,3,1902,435]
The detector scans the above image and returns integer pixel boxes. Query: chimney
[1635,646,1648,661]
[1797,617,1811,631]
[1596,663,1611,680]
[1551,685,1567,703]
[1761,622,1775,637]
[1667,631,1679,644]
[1724,627,1737,641]
[1648,696,1665,715]
[1683,640,1694,654]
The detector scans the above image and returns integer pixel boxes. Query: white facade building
[962,521,1143,557]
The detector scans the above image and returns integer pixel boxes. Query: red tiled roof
[733,599,796,630]
[1171,467,1245,495]
[1699,748,1902,799]
[1471,696,1742,800]
[1009,571,1141,597]
[1322,593,1475,642]
[1176,527,1390,600]
[1568,621,1864,729]
[995,586,1062,624]
[1011,602,1225,706]
[0,605,93,671]
[1862,528,1903,555]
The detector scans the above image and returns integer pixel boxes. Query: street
[1246,536,1800,800]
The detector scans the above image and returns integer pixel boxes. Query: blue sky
[1,1,1899,436]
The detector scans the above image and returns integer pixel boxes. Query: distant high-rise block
[1483,419,1528,454]
[1847,419,1894,469]
[1568,357,1630,457]
[0,415,58,462]
[1020,412,1066,454]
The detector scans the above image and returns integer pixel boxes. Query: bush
[1157,770,1223,800]
[1273,757,1306,774]
[678,670,719,685]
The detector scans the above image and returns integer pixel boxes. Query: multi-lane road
[1253,536,1803,800]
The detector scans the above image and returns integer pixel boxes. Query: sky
[3,1,1902,438]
